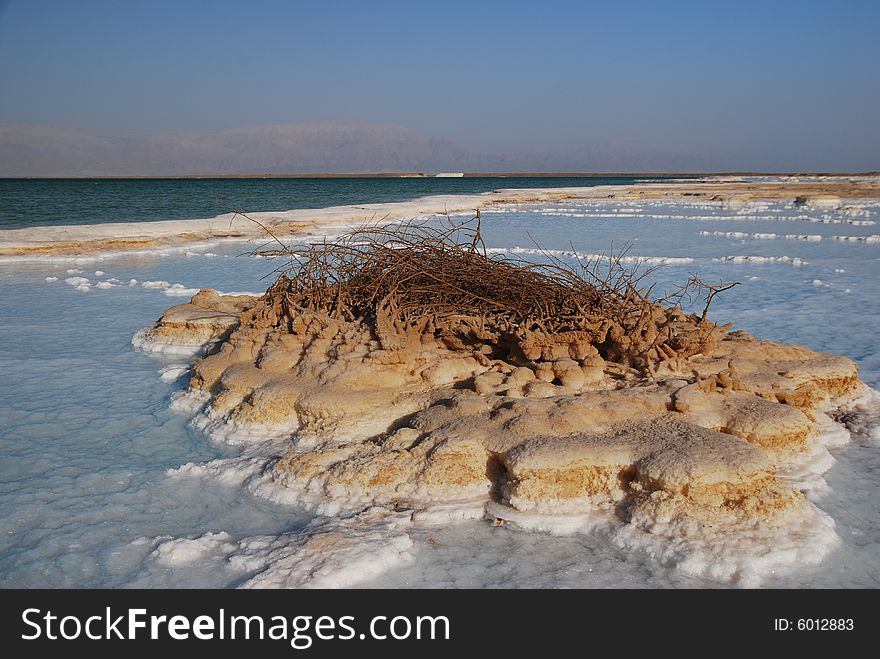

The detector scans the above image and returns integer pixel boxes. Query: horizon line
[2,171,879,181]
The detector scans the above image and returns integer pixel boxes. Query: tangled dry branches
[247,215,736,377]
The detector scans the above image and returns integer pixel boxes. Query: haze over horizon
[1,0,878,175]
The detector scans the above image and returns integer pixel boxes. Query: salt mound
[134,220,871,583]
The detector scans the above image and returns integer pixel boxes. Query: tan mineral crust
[142,283,862,535]
[133,289,257,354]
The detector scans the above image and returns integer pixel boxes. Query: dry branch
[246,215,736,376]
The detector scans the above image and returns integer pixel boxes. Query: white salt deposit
[151,531,238,567]
[163,283,201,297]
[485,246,694,265]
[833,234,880,243]
[239,511,416,589]
[699,230,824,242]
[217,289,263,297]
[64,275,91,291]
[158,364,190,383]
[715,255,807,266]
[142,280,171,289]
[131,328,215,357]
[611,499,839,587]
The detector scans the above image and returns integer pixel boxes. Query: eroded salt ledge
[132,281,880,589]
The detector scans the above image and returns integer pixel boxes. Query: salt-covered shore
[2,176,878,258]
[0,189,581,258]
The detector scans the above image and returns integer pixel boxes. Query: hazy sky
[1,0,878,171]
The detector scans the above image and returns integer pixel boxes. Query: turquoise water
[0,176,656,229]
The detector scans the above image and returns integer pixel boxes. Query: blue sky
[0,0,878,170]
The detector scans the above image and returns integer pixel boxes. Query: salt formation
[137,220,869,585]
[133,289,256,356]
[795,194,841,210]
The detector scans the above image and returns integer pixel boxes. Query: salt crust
[133,287,880,586]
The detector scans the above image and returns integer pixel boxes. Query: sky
[0,0,878,173]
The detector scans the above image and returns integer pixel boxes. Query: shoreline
[1,177,878,259]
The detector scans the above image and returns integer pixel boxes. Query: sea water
[1,194,878,588]
[0,176,655,229]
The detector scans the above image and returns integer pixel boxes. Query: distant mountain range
[0,120,716,176]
